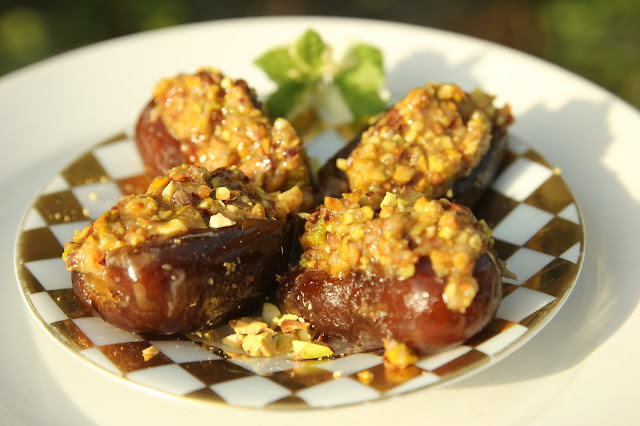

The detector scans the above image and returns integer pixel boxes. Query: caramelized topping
[299,190,494,312]
[63,164,302,276]
[151,68,311,197]
[339,82,513,201]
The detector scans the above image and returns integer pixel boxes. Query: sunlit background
[1,0,638,109]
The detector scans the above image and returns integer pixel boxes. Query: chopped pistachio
[342,82,513,200]
[357,370,374,384]
[161,181,177,201]
[280,319,310,333]
[209,213,236,229]
[274,332,296,354]
[142,345,160,361]
[291,340,333,360]
[261,302,282,329]
[221,333,244,349]
[242,332,276,357]
[276,185,303,214]
[155,218,188,236]
[383,341,418,369]
[298,190,493,313]
[215,187,231,201]
[229,317,271,335]
[335,158,348,171]
[194,302,334,361]
[295,328,316,341]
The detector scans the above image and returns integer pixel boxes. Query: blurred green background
[1,0,638,109]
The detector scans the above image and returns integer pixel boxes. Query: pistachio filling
[151,67,310,196]
[63,164,302,276]
[299,190,494,312]
[339,82,513,200]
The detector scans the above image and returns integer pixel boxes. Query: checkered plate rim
[14,132,585,410]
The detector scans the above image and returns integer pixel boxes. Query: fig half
[73,218,300,334]
[279,252,501,355]
[63,165,304,333]
[134,67,313,207]
[317,82,513,207]
[278,191,503,355]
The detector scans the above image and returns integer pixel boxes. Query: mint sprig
[255,29,388,124]
[335,44,387,118]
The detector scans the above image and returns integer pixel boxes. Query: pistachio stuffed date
[134,67,313,208]
[317,82,514,207]
[63,164,304,334]
[280,253,501,354]
[278,191,503,355]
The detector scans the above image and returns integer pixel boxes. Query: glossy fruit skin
[316,129,508,208]
[73,217,302,334]
[134,100,184,177]
[278,252,502,355]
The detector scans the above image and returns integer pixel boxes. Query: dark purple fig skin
[134,100,184,177]
[73,217,303,334]
[278,252,502,355]
[316,129,508,208]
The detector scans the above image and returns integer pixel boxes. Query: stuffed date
[134,67,313,208]
[317,82,514,207]
[278,191,503,355]
[63,164,303,334]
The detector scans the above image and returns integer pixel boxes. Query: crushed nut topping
[299,191,493,312]
[339,82,513,202]
[357,370,375,384]
[142,345,160,361]
[151,67,312,202]
[63,165,302,276]
[383,340,418,369]
[215,303,333,360]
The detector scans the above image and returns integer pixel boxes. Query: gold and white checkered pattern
[15,132,584,409]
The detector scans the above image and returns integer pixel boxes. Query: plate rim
[13,131,586,410]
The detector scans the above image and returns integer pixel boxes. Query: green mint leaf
[254,46,297,85]
[255,29,327,119]
[264,79,308,118]
[345,44,383,68]
[335,60,387,117]
[255,30,388,123]
[294,29,327,71]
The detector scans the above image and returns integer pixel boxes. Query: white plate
[2,16,639,425]
[13,132,584,410]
